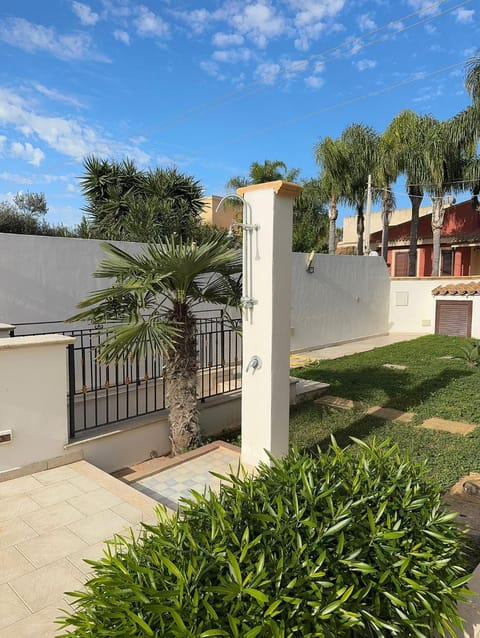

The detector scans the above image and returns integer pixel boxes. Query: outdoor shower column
[237,180,302,467]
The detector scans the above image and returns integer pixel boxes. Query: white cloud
[66,183,77,193]
[199,60,226,81]
[290,0,345,50]
[0,171,71,184]
[0,135,6,153]
[10,141,45,166]
[229,3,286,48]
[354,58,377,71]
[71,2,99,26]
[406,0,440,16]
[454,8,475,24]
[212,48,252,64]
[0,17,107,61]
[424,23,436,35]
[177,9,210,34]
[31,82,85,109]
[113,29,130,45]
[255,62,281,85]
[0,87,150,164]
[212,32,244,47]
[305,75,325,89]
[358,14,376,32]
[134,5,169,39]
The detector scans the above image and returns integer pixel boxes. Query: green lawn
[290,335,480,491]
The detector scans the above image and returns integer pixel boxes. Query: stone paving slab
[366,406,415,423]
[420,417,477,436]
[314,395,364,410]
[1,460,160,638]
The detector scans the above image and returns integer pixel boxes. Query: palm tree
[384,111,436,276]
[70,234,242,454]
[314,136,346,254]
[421,116,465,276]
[466,54,480,103]
[226,159,300,191]
[339,124,379,255]
[292,178,328,252]
[373,133,399,263]
[80,157,204,242]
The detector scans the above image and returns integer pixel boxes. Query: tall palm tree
[421,116,465,276]
[315,136,346,254]
[226,159,300,191]
[373,133,399,263]
[70,234,242,454]
[384,111,436,276]
[466,54,480,103]
[339,124,379,255]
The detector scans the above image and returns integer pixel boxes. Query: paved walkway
[1,445,242,638]
[291,333,423,366]
[0,461,160,637]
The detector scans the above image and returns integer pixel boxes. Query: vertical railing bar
[67,343,76,439]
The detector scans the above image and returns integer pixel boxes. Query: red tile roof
[432,282,480,296]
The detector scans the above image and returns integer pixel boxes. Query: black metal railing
[10,313,242,438]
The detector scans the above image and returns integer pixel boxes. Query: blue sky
[0,0,477,229]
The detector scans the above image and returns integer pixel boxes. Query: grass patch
[290,335,480,491]
[210,336,480,491]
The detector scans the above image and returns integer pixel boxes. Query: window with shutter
[393,252,408,277]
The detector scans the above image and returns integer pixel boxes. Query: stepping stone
[420,417,477,436]
[295,379,330,404]
[315,395,363,410]
[365,406,414,423]
[382,364,407,370]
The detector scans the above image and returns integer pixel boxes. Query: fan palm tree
[226,159,300,191]
[339,124,379,255]
[70,234,242,454]
[315,136,346,254]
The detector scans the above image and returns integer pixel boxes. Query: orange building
[369,199,480,276]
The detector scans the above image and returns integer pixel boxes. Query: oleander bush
[59,439,471,637]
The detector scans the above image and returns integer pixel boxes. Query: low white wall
[389,277,480,336]
[0,334,74,473]
[290,254,390,351]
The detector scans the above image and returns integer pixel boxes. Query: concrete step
[294,379,330,404]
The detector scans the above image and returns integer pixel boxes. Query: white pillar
[237,181,302,467]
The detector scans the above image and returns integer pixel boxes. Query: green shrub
[59,439,471,637]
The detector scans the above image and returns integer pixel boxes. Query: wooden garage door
[435,300,472,337]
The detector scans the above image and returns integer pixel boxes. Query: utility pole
[364,174,372,254]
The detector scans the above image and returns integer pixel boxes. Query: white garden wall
[0,233,145,328]
[1,235,392,351]
[290,254,390,351]
[389,277,480,337]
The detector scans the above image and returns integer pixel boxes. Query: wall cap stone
[237,180,303,198]
[0,333,75,351]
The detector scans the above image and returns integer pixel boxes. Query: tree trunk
[431,197,444,277]
[357,204,364,256]
[165,308,201,455]
[328,195,338,255]
[381,218,389,264]
[408,186,423,277]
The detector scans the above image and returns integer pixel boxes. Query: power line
[196,60,467,152]
[112,0,472,140]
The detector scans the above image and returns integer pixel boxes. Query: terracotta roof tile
[432,282,480,296]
